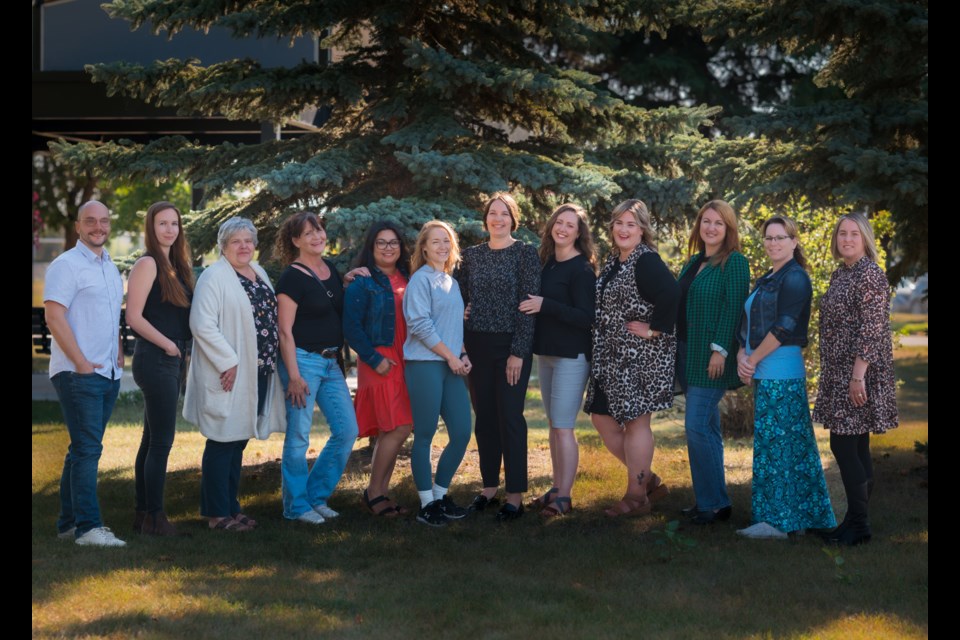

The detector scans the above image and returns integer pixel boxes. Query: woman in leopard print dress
[585,199,680,517]
[813,213,898,546]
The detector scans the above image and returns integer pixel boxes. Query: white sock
[418,490,434,508]
[432,483,448,501]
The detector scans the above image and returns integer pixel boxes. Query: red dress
[355,271,413,437]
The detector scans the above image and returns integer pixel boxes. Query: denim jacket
[342,267,406,368]
[738,258,812,350]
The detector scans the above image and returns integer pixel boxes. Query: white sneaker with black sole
[416,500,447,527]
[438,495,468,519]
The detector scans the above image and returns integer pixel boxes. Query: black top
[138,276,192,341]
[532,254,596,359]
[236,272,280,374]
[675,254,703,342]
[597,252,679,332]
[275,260,344,353]
[457,241,541,358]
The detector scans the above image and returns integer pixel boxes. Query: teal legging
[405,360,473,491]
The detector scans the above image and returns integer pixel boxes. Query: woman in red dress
[343,221,414,516]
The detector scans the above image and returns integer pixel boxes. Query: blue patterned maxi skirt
[752,378,837,532]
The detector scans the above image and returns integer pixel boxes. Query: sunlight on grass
[801,613,928,640]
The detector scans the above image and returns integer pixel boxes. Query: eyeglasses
[375,239,401,249]
[763,235,793,244]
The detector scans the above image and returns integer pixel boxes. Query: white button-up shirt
[43,242,124,380]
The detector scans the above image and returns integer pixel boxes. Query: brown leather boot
[141,511,179,536]
[133,510,147,533]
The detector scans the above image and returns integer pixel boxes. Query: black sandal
[362,489,399,517]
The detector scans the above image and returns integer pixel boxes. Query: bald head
[76,201,112,254]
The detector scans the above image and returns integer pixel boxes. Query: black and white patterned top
[236,271,279,374]
[585,244,678,423]
[456,241,541,359]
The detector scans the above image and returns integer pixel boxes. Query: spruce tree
[690,0,928,282]
[50,0,718,269]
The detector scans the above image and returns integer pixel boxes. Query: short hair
[687,199,742,268]
[217,217,259,255]
[482,192,520,232]
[609,199,656,251]
[830,213,879,263]
[411,220,461,274]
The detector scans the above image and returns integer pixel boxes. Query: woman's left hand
[505,355,523,386]
[220,365,238,392]
[626,321,658,339]
[343,267,371,285]
[518,294,543,315]
[849,378,868,407]
[707,351,725,380]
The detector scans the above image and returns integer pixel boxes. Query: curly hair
[275,211,325,265]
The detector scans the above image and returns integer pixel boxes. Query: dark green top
[677,251,750,389]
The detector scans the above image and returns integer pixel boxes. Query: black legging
[829,431,874,512]
[465,330,532,494]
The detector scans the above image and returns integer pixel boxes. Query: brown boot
[141,511,179,536]
[646,472,670,503]
[133,510,147,533]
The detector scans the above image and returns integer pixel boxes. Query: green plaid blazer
[677,251,751,389]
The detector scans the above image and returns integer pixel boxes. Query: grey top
[403,265,465,362]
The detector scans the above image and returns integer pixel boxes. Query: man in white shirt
[44,201,126,547]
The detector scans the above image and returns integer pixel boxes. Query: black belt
[316,347,340,359]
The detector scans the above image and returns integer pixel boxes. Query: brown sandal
[231,513,258,528]
[209,516,252,532]
[646,473,670,503]
[604,495,651,518]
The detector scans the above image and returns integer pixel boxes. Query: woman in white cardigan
[183,217,285,532]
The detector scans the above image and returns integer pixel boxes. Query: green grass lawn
[32,350,928,639]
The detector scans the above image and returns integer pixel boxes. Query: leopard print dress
[585,244,677,424]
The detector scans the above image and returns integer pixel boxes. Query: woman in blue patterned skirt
[735,215,835,539]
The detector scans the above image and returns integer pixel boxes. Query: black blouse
[532,254,596,359]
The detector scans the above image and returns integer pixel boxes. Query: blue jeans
[279,349,358,519]
[53,372,121,536]
[684,386,730,511]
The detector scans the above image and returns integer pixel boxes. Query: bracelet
[850,377,864,382]
[460,352,468,358]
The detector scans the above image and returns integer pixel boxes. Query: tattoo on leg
[637,471,645,485]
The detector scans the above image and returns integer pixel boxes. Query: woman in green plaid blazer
[675,201,750,525]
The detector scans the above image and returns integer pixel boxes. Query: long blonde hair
[830,213,879,263]
[411,220,461,274]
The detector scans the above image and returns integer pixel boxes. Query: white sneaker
[57,527,76,541]
[296,510,326,525]
[75,526,127,547]
[736,522,788,539]
[313,504,339,519]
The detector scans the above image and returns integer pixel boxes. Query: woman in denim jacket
[343,221,414,517]
[735,215,835,540]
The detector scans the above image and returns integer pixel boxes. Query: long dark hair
[352,220,411,277]
[538,203,597,272]
[144,201,193,307]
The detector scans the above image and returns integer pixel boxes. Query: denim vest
[738,259,811,350]
[342,268,404,368]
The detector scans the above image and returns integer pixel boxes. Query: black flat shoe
[496,503,524,522]
[469,494,500,512]
[681,504,698,517]
[690,505,732,525]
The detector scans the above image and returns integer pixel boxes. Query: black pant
[465,331,532,493]
[830,432,873,492]
[132,339,186,514]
